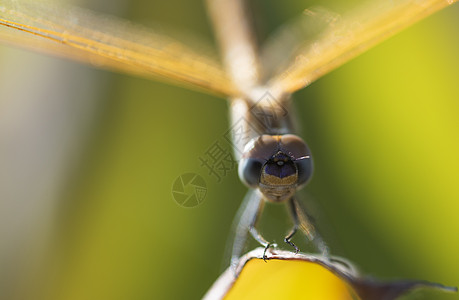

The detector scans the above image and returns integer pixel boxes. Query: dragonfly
[0,0,457,268]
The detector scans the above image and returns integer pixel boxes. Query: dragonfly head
[238,134,313,202]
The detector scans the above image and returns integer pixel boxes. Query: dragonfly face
[238,134,313,202]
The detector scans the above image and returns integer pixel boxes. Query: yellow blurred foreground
[204,248,457,300]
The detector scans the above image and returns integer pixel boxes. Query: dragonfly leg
[284,197,300,254]
[291,196,329,257]
[249,225,276,262]
[228,190,275,269]
[247,197,277,261]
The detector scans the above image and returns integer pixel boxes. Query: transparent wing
[260,7,340,83]
[267,0,457,95]
[0,0,237,97]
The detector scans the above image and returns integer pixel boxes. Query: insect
[0,0,457,275]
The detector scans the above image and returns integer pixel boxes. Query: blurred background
[0,0,458,299]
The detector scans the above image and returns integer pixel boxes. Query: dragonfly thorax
[238,134,313,202]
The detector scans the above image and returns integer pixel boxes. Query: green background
[0,0,458,299]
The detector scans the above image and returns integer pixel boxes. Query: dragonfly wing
[260,7,340,83]
[0,0,237,97]
[266,0,457,95]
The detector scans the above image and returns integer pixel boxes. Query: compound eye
[280,134,311,160]
[295,157,313,187]
[238,158,264,188]
[242,135,279,161]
